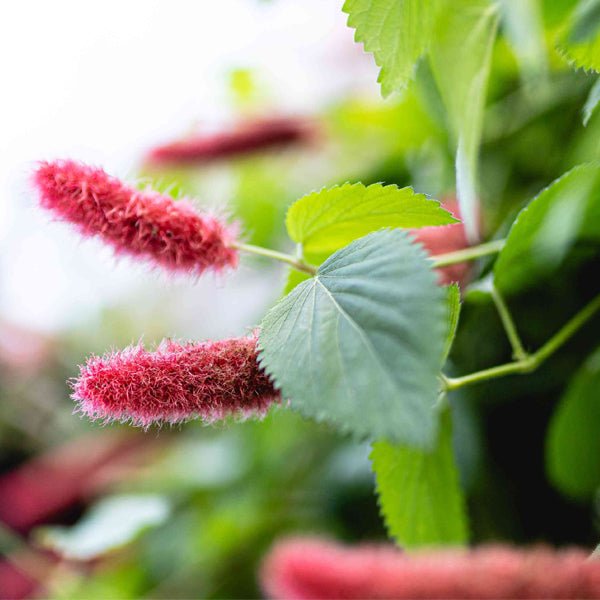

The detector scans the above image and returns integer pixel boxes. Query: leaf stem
[444,292,600,390]
[231,242,317,275]
[491,284,528,361]
[431,238,505,268]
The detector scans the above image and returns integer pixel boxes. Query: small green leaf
[259,229,447,447]
[583,77,600,125]
[546,346,600,500]
[494,163,600,294]
[37,495,170,559]
[371,409,469,548]
[343,0,441,97]
[557,0,600,72]
[286,182,456,256]
[429,0,499,243]
[443,284,461,364]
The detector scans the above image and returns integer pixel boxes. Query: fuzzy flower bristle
[33,159,238,275]
[72,336,280,427]
[261,537,600,599]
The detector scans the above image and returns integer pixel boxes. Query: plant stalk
[444,292,600,390]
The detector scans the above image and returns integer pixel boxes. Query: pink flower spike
[261,537,600,600]
[33,160,238,275]
[72,336,280,427]
[413,199,473,287]
[146,116,316,166]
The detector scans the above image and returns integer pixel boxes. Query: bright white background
[0,0,375,337]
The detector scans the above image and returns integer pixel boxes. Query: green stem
[231,242,317,275]
[234,237,505,276]
[431,238,505,268]
[445,292,600,391]
[491,284,528,361]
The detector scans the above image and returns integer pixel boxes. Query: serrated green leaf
[583,77,600,125]
[371,409,468,548]
[443,284,461,364]
[546,346,600,500]
[286,183,456,256]
[557,0,600,72]
[343,0,441,97]
[494,163,600,294]
[259,230,447,447]
[429,0,499,243]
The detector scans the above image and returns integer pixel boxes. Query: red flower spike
[33,160,238,275]
[146,117,315,166]
[72,336,280,427]
[413,200,472,287]
[261,537,600,600]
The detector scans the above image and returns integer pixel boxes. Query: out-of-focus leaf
[499,0,547,84]
[343,0,441,97]
[494,163,600,294]
[547,346,600,499]
[38,495,170,560]
[557,0,600,72]
[429,0,499,243]
[443,284,461,363]
[286,183,456,256]
[583,77,600,124]
[259,230,447,447]
[371,409,468,547]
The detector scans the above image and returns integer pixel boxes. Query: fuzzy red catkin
[72,336,280,427]
[413,199,472,287]
[33,159,238,275]
[146,117,315,166]
[261,537,600,600]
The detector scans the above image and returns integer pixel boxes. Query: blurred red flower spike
[261,537,600,600]
[145,116,317,166]
[413,200,474,288]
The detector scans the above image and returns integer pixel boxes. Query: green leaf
[259,229,447,447]
[429,0,499,243]
[557,0,600,72]
[37,495,170,559]
[499,0,547,84]
[494,163,600,294]
[371,409,469,547]
[286,182,457,256]
[443,284,461,364]
[583,77,600,125]
[343,0,441,97]
[547,346,600,500]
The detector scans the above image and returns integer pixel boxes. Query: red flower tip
[261,537,600,599]
[33,159,238,275]
[72,335,280,427]
[146,116,316,166]
[413,200,473,287]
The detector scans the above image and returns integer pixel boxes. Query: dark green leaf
[494,163,600,294]
[546,346,600,500]
[443,284,461,364]
[259,230,447,447]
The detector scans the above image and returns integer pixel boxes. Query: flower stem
[232,242,317,275]
[444,292,600,391]
[491,284,528,361]
[431,238,505,268]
